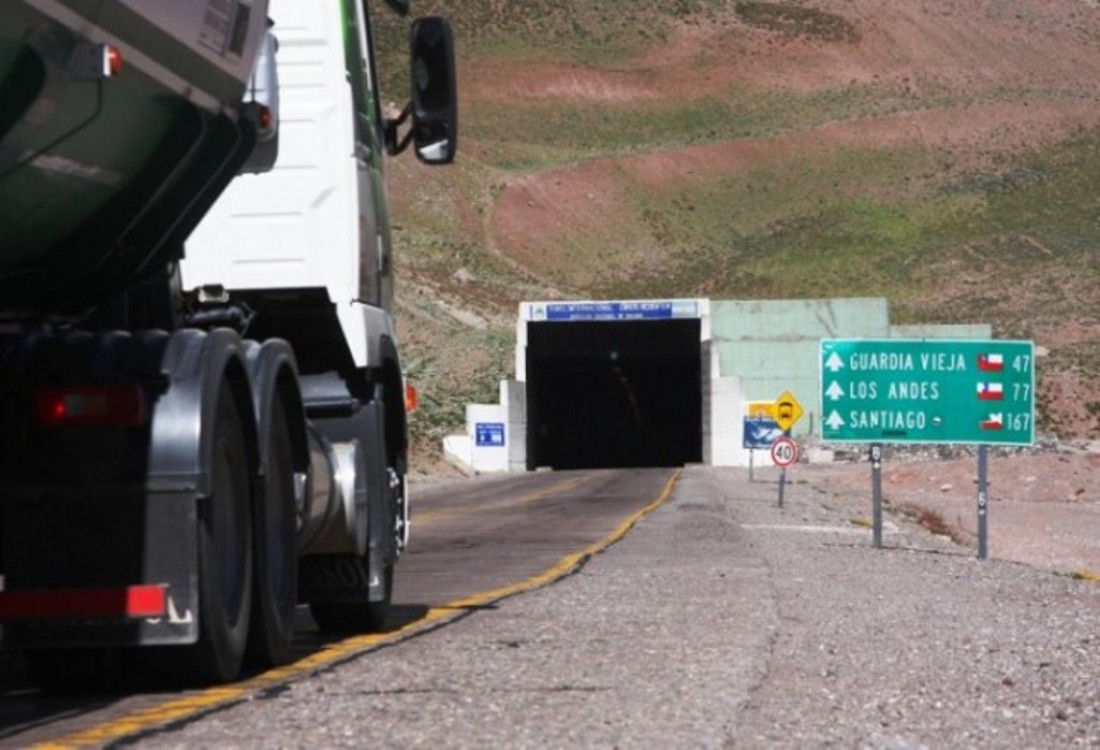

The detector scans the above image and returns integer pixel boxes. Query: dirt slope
[390,0,1100,458]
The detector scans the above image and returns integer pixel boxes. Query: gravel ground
[133,464,1100,749]
[725,465,1099,748]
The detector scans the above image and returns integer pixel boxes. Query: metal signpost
[977,445,989,560]
[771,436,798,508]
[820,339,1035,559]
[744,392,804,496]
[743,400,783,482]
[869,443,883,549]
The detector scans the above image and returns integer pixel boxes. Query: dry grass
[383,0,1100,467]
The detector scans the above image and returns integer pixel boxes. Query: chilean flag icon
[977,353,1004,372]
[976,382,1004,401]
[980,413,1003,431]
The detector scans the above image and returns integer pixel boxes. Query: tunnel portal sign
[819,339,1035,445]
[535,300,698,322]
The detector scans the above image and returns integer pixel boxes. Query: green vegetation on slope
[592,134,1098,303]
[465,82,964,172]
[383,0,1100,448]
[404,0,730,62]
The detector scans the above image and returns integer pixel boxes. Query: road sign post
[821,339,1034,559]
[743,404,781,484]
[770,437,797,508]
[870,443,883,549]
[745,394,804,483]
[977,445,989,560]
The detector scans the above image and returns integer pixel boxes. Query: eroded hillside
[379,0,1100,467]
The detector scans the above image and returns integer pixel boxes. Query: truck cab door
[345,0,392,310]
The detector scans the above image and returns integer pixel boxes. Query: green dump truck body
[0,0,269,315]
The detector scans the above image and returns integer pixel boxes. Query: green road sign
[819,339,1035,445]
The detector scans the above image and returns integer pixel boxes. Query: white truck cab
[184,0,454,369]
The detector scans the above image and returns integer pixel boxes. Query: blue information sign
[475,422,505,447]
[743,417,783,449]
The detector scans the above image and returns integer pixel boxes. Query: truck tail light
[0,585,166,621]
[69,43,123,79]
[35,385,149,427]
[106,45,123,77]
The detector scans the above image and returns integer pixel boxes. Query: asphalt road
[0,468,679,748]
[4,463,1098,748]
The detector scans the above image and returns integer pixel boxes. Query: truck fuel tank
[297,427,369,558]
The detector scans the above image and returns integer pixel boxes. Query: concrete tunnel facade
[443,297,993,473]
[446,298,719,473]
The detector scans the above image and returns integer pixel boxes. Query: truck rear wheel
[246,394,297,667]
[170,383,254,683]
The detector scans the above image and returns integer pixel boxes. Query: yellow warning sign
[746,400,776,420]
[773,391,804,433]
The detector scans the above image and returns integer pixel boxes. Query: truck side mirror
[409,17,457,164]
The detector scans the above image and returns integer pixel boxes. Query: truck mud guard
[0,327,259,649]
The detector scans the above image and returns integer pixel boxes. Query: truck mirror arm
[384,101,414,157]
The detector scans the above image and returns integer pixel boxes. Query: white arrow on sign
[824,352,845,372]
[825,381,845,401]
[825,411,846,430]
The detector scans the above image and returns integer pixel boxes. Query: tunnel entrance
[526,318,703,470]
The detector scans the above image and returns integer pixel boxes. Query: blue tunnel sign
[475,422,506,447]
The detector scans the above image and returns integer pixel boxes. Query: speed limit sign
[770,437,798,468]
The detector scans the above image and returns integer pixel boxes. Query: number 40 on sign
[770,437,798,468]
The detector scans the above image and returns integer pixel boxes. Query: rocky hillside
[378,0,1100,468]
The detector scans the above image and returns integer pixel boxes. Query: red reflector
[405,383,418,412]
[35,385,148,427]
[258,105,273,129]
[0,585,166,621]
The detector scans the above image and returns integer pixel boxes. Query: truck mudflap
[0,327,258,649]
[1,490,201,648]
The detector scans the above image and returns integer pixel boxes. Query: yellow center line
[445,467,681,610]
[34,468,682,750]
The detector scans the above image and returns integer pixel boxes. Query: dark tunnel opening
[526,319,703,470]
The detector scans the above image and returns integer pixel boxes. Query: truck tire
[175,383,254,683]
[246,394,297,667]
